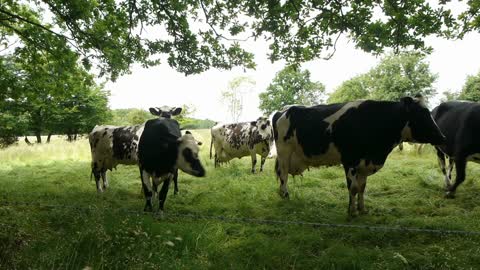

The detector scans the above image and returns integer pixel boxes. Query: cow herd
[88,96,480,217]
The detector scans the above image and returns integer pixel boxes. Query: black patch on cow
[277,100,443,169]
[94,138,99,148]
[432,101,480,194]
[138,118,181,176]
[182,148,205,176]
[112,127,140,161]
[103,131,107,137]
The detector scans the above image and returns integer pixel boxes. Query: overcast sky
[106,31,480,123]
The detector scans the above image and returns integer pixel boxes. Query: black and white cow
[272,96,446,216]
[138,118,205,212]
[432,101,480,198]
[88,106,182,193]
[210,117,274,173]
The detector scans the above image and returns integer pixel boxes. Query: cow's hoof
[444,184,452,191]
[445,191,455,199]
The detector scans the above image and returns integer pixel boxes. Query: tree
[458,71,480,102]
[0,1,468,80]
[127,109,152,126]
[221,76,255,122]
[441,90,460,103]
[328,74,370,103]
[368,52,437,103]
[259,65,325,115]
[0,38,111,145]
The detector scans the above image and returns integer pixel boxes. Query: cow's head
[149,106,182,118]
[250,116,274,144]
[401,95,446,145]
[176,131,206,177]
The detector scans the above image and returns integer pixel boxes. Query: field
[1,130,480,269]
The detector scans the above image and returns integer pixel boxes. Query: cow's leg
[446,157,467,198]
[436,148,450,188]
[152,176,160,201]
[344,166,359,216]
[140,169,154,212]
[275,158,290,198]
[250,151,257,173]
[260,155,267,172]
[158,176,171,211]
[357,174,368,214]
[93,170,103,193]
[173,169,179,195]
[101,170,108,190]
[447,157,455,187]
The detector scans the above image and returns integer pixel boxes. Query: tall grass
[1,131,480,269]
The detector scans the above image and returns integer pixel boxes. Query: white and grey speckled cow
[209,117,274,173]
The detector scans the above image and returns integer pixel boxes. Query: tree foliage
[368,52,437,102]
[2,0,474,80]
[328,52,437,104]
[458,71,480,102]
[327,74,370,103]
[259,65,325,115]
[0,43,111,146]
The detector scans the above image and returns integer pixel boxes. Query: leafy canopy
[259,65,325,115]
[328,52,437,104]
[458,71,480,102]
[1,0,475,80]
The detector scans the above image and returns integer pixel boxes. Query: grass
[1,131,480,269]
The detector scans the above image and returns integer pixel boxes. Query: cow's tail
[209,133,214,160]
[271,111,283,143]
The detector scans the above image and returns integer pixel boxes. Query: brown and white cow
[88,106,182,193]
[209,117,274,173]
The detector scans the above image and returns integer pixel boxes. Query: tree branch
[0,8,71,40]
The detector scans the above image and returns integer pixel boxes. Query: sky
[105,31,480,123]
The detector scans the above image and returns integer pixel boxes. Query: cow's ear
[250,121,257,126]
[171,107,182,116]
[149,107,161,116]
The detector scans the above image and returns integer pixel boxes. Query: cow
[209,117,274,173]
[432,101,480,198]
[138,118,205,212]
[272,96,446,217]
[88,106,182,193]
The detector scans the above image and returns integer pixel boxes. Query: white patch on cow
[324,100,364,131]
[177,133,203,176]
[276,110,342,176]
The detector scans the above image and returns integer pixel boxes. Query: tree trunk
[35,132,42,143]
[24,137,33,145]
[47,133,52,143]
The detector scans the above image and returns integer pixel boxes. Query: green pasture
[1,130,480,269]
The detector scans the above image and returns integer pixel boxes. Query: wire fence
[1,200,480,236]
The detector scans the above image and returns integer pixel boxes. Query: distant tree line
[0,41,110,148]
[107,106,216,131]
